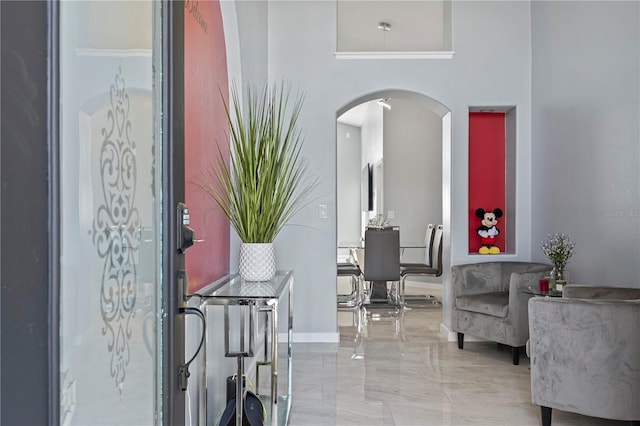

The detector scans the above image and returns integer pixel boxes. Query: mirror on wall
[337,96,444,264]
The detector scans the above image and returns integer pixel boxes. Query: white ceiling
[337,101,371,127]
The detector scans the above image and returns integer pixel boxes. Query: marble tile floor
[288,294,627,426]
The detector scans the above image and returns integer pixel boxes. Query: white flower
[541,233,575,270]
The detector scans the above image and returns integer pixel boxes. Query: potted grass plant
[201,81,316,281]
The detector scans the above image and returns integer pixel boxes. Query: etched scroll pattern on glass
[92,67,141,393]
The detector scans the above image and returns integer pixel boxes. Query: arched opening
[336,89,452,330]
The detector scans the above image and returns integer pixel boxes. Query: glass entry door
[59,1,164,423]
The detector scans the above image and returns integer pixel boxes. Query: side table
[521,286,563,298]
[198,271,293,426]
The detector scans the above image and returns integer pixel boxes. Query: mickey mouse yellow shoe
[489,246,501,254]
[479,246,490,254]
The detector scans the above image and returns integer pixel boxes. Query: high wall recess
[335,0,453,59]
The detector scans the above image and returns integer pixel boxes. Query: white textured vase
[238,243,276,281]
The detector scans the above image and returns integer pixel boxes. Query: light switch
[319,204,328,219]
[387,210,395,219]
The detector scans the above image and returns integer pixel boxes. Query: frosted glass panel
[59,1,161,424]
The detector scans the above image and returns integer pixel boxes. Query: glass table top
[198,270,292,301]
[521,286,563,297]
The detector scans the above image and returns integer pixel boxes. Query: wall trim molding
[74,48,152,57]
[335,51,455,60]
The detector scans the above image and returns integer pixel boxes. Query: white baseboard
[278,332,340,343]
[282,328,484,345]
[440,322,457,341]
[404,280,442,289]
[282,329,483,344]
[294,332,340,343]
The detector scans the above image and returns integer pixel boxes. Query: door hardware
[177,202,200,254]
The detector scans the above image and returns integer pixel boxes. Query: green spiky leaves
[201,82,316,243]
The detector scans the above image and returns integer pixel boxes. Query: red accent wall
[184,0,230,290]
[468,112,506,253]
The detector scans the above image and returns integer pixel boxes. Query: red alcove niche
[468,108,516,255]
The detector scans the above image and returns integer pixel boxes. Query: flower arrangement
[367,214,389,229]
[541,233,575,271]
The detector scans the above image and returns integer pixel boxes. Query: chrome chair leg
[337,267,364,309]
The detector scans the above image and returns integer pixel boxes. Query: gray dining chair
[364,227,400,305]
[337,260,363,308]
[399,224,443,307]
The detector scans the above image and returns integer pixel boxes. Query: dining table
[338,240,426,304]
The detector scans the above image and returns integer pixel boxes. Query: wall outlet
[319,204,328,219]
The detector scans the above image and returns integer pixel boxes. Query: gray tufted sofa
[451,261,551,364]
[529,285,640,426]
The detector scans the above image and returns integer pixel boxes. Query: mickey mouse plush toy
[476,208,503,254]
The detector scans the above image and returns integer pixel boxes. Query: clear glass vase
[551,266,568,292]
[551,266,565,281]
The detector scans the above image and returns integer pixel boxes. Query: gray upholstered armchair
[529,285,640,426]
[451,261,551,364]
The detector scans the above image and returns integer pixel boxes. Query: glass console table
[198,271,293,426]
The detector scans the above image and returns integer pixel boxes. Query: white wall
[265,0,534,338]
[337,123,362,244]
[531,1,640,286]
[384,98,443,263]
[233,0,268,86]
[361,102,384,168]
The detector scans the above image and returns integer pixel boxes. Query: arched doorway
[336,89,452,330]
